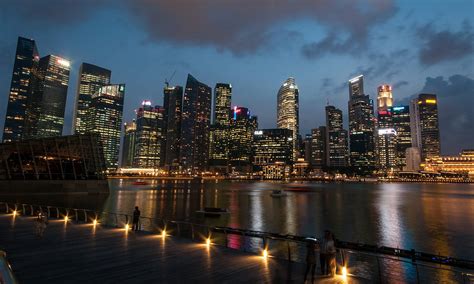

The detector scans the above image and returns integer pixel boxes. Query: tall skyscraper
[179,74,212,173]
[214,83,232,125]
[277,77,299,161]
[2,37,39,143]
[310,126,327,169]
[73,63,111,134]
[325,105,349,169]
[252,128,293,167]
[377,84,393,111]
[163,85,183,169]
[228,106,258,172]
[133,101,164,168]
[87,84,125,170]
[391,106,412,170]
[410,94,440,161]
[376,109,397,171]
[24,55,71,139]
[121,120,137,168]
[348,75,376,174]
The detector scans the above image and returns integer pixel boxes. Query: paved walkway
[0,214,356,283]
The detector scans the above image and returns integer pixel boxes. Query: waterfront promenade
[0,214,352,283]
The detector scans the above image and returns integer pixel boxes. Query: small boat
[196,207,230,217]
[271,190,287,197]
[132,180,149,185]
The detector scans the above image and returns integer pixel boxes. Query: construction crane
[165,70,176,88]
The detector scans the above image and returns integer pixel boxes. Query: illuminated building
[422,150,474,178]
[391,106,412,170]
[87,84,125,170]
[214,83,232,126]
[228,106,257,173]
[121,120,137,168]
[133,101,164,168]
[277,77,299,161]
[209,83,232,173]
[73,63,111,134]
[24,55,71,139]
[310,126,327,169]
[163,85,183,169]
[348,75,376,174]
[2,37,39,143]
[377,84,393,111]
[376,109,397,171]
[325,106,349,169]
[293,158,310,178]
[252,129,292,168]
[303,134,312,163]
[410,94,440,161]
[404,147,421,172]
[179,74,212,173]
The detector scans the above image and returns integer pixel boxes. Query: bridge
[1,202,473,283]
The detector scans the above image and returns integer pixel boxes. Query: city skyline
[0,1,473,155]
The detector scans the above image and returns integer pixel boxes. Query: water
[2,180,473,260]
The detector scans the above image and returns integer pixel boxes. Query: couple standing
[304,230,337,283]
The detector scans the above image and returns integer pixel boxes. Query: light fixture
[262,249,268,259]
[64,216,69,222]
[161,230,166,238]
[206,237,211,246]
[93,219,97,226]
[342,266,348,279]
[125,224,130,230]
[12,210,17,216]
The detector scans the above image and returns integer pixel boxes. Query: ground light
[262,249,268,259]
[125,224,130,230]
[206,237,211,247]
[342,266,348,280]
[93,219,97,226]
[64,216,69,222]
[161,230,166,238]
[12,210,17,216]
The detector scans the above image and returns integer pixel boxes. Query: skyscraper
[277,77,299,161]
[252,129,293,167]
[376,84,397,171]
[228,106,257,172]
[73,63,111,134]
[348,75,376,174]
[325,106,349,169]
[24,55,71,139]
[87,84,125,170]
[310,126,327,169]
[377,84,393,111]
[214,83,232,125]
[179,74,212,173]
[209,83,232,173]
[2,37,39,143]
[163,85,183,169]
[121,120,137,168]
[391,106,412,170]
[133,101,164,168]
[410,94,440,161]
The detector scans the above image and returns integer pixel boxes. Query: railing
[2,201,473,283]
[0,250,18,284]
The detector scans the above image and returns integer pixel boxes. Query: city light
[64,216,69,222]
[57,58,70,67]
[426,99,437,104]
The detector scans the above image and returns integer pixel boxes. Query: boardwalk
[0,214,353,283]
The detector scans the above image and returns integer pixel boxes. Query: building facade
[73,63,111,134]
[214,83,232,125]
[24,55,71,139]
[228,106,257,173]
[310,126,327,169]
[179,74,212,173]
[121,120,137,168]
[2,37,39,143]
[209,83,232,173]
[163,85,183,169]
[87,84,125,170]
[325,106,349,169]
[277,77,299,161]
[391,106,412,170]
[252,128,293,168]
[422,150,474,178]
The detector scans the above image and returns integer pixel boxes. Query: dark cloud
[401,75,474,155]
[393,80,409,89]
[417,21,474,65]
[349,49,410,81]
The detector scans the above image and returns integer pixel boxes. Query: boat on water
[196,207,230,217]
[271,189,287,197]
[132,180,149,185]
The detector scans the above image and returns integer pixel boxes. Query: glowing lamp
[161,230,166,238]
[125,224,130,230]
[262,249,268,259]
[342,266,348,279]
[93,219,97,226]
[64,216,69,222]
[206,238,211,246]
[12,210,17,216]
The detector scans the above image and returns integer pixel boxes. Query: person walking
[132,206,140,231]
[304,239,317,283]
[35,211,48,238]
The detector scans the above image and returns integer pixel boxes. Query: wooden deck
[0,214,354,283]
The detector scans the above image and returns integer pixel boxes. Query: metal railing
[2,201,473,283]
[0,250,19,284]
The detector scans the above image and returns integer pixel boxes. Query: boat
[132,180,149,185]
[271,190,287,197]
[196,207,230,217]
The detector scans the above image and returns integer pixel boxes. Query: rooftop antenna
[165,70,176,87]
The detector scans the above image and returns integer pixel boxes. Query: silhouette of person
[132,206,140,231]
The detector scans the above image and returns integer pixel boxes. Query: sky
[0,0,473,155]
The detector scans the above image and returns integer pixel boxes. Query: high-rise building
[325,106,349,169]
[133,101,164,168]
[391,106,412,170]
[214,83,232,125]
[410,94,441,161]
[348,75,376,174]
[2,37,39,143]
[303,134,312,163]
[310,126,327,169]
[121,120,137,168]
[277,77,299,161]
[87,84,125,170]
[376,109,397,171]
[377,84,393,111]
[404,147,421,172]
[163,85,183,169]
[73,63,111,134]
[252,128,293,167]
[179,74,212,173]
[228,106,257,172]
[24,55,71,139]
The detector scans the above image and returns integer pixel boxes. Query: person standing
[35,211,48,238]
[132,206,141,231]
[304,239,317,283]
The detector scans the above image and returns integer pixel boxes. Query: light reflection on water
[2,180,473,260]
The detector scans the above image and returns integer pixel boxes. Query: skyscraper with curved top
[277,77,299,161]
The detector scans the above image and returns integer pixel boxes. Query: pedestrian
[304,238,317,283]
[326,232,337,276]
[132,206,140,231]
[35,210,48,238]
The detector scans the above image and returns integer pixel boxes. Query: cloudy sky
[0,0,473,154]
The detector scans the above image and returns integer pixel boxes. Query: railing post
[176,222,181,236]
[75,209,79,222]
[83,210,87,222]
[30,205,34,215]
[415,263,420,284]
[377,256,383,283]
[287,241,292,262]
[224,230,228,248]
[47,206,51,218]
[242,232,246,252]
[56,208,59,218]
[22,204,26,214]
[191,224,195,240]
